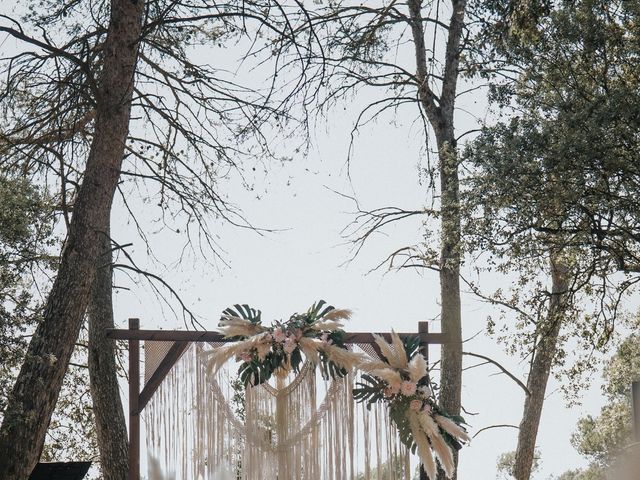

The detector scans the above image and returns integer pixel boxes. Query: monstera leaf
[352,374,386,408]
[222,304,262,325]
[402,336,421,360]
[306,299,335,322]
[222,300,352,387]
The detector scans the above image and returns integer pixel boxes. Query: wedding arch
[107,301,468,480]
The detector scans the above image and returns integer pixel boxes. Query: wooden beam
[107,328,449,345]
[137,341,190,413]
[128,318,140,480]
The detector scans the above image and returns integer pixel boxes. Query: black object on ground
[29,462,91,480]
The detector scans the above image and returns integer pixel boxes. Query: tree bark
[407,1,466,478]
[434,139,463,480]
[88,227,129,480]
[513,255,570,480]
[0,1,144,477]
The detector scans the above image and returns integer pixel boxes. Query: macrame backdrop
[144,342,410,480]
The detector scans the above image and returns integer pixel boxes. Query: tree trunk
[407,1,466,478]
[0,1,144,477]
[513,255,570,480]
[88,227,129,480]
[434,139,463,480]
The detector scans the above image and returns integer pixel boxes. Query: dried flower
[400,380,417,396]
[273,328,286,343]
[283,337,297,354]
[384,383,400,397]
[410,399,422,411]
[418,385,432,398]
[237,351,253,362]
[256,342,271,360]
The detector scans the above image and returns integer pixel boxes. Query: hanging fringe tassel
[145,343,409,480]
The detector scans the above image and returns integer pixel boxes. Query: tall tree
[0,0,145,475]
[464,1,640,478]
[407,8,467,473]
[1,0,317,475]
[515,253,570,479]
[87,227,128,479]
[290,3,472,475]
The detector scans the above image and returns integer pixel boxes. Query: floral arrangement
[203,300,469,479]
[354,332,470,479]
[206,300,364,386]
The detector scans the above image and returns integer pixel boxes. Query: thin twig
[463,351,531,396]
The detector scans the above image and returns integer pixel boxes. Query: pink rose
[283,337,297,354]
[384,383,400,398]
[410,399,422,411]
[273,328,286,343]
[400,381,417,396]
[422,404,432,414]
[238,351,252,362]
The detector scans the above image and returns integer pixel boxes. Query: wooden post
[633,381,640,442]
[419,321,429,480]
[129,318,140,480]
[419,321,429,363]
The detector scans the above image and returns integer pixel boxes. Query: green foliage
[0,177,51,248]
[555,326,640,479]
[352,373,387,408]
[389,398,418,453]
[572,403,630,466]
[401,336,421,363]
[0,175,55,412]
[353,373,422,453]
[496,449,540,479]
[227,300,349,386]
[306,299,337,321]
[355,456,413,480]
[223,304,263,326]
[317,350,348,382]
[0,175,96,467]
[570,329,640,467]
[352,335,466,456]
[463,0,640,399]
[352,335,423,413]
[554,467,606,480]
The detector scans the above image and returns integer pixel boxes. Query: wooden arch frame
[107,319,448,480]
